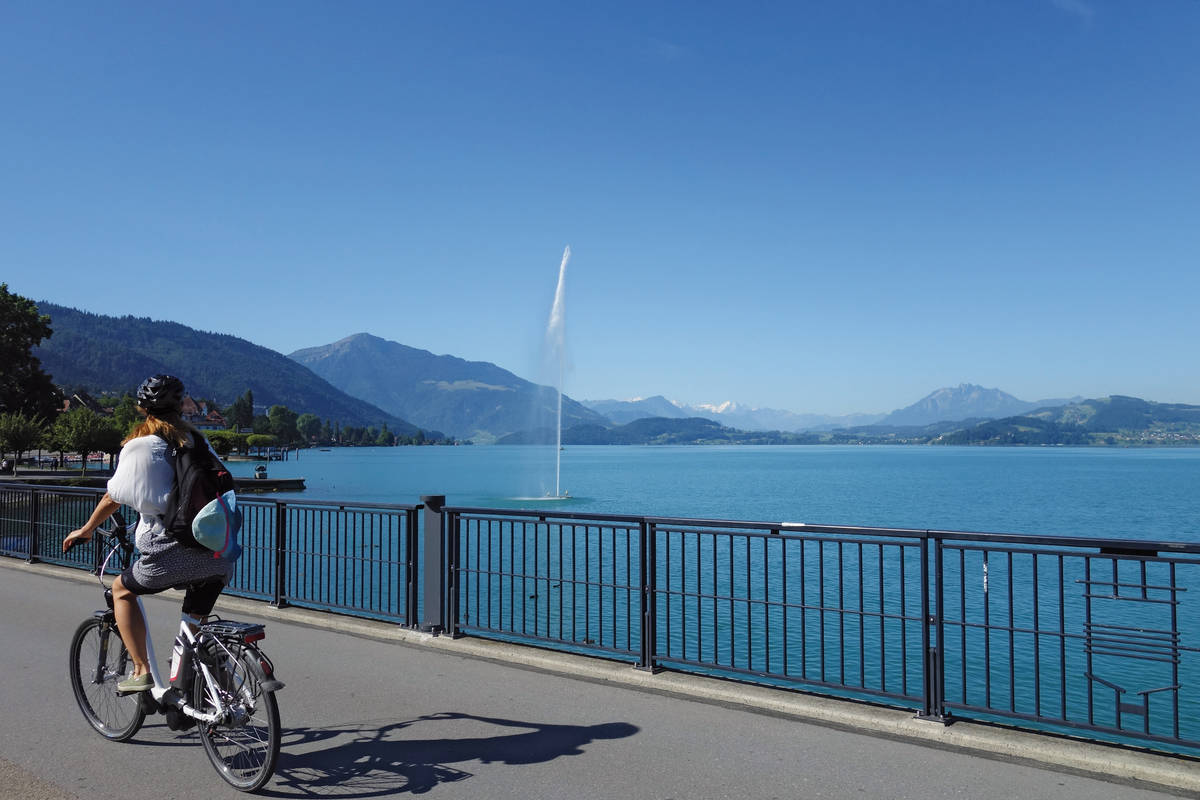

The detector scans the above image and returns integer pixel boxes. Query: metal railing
[0,484,419,625]
[439,506,1200,755]
[4,481,1199,756]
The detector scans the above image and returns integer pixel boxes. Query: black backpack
[159,434,237,550]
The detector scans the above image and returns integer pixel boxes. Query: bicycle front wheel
[69,616,146,741]
[194,644,280,792]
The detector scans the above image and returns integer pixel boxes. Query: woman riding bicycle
[62,374,234,693]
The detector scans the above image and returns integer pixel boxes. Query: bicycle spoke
[194,640,280,791]
[70,617,145,741]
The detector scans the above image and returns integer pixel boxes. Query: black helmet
[136,374,185,414]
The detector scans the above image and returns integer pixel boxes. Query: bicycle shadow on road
[260,711,639,798]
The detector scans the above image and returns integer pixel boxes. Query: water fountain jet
[546,246,570,499]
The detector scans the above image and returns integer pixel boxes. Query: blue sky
[3,1,1197,415]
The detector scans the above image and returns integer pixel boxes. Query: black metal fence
[435,505,1200,755]
[0,484,418,625]
[3,482,1199,757]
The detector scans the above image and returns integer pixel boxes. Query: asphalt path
[0,560,1186,800]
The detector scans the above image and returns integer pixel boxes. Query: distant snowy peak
[584,396,883,432]
[693,401,740,414]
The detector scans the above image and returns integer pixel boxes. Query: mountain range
[582,396,884,431]
[583,384,1080,432]
[876,384,1082,427]
[289,334,607,441]
[32,304,423,434]
[27,300,1194,446]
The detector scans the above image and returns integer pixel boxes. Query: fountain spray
[547,246,570,497]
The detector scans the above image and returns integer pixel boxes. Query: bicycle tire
[68,616,146,741]
[194,643,280,792]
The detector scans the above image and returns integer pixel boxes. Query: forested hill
[934,396,1200,446]
[33,303,421,433]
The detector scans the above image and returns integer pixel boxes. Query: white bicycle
[67,512,284,792]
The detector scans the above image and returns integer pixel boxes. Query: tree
[50,408,120,474]
[268,405,299,444]
[245,434,277,455]
[376,424,395,447]
[111,394,141,438]
[296,413,321,443]
[206,430,246,457]
[0,412,47,475]
[225,389,254,431]
[0,284,62,419]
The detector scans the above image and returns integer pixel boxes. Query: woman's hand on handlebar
[65,493,124,553]
[63,528,93,553]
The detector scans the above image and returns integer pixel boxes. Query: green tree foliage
[252,414,272,435]
[935,418,1091,446]
[50,408,121,474]
[246,434,277,450]
[268,405,299,444]
[225,389,255,431]
[206,430,247,457]
[0,412,48,475]
[111,394,142,438]
[0,284,62,418]
[376,424,395,447]
[296,412,321,443]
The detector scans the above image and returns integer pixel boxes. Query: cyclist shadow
[260,711,639,798]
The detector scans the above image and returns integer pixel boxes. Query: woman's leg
[112,575,150,676]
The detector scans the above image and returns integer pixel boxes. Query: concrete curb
[11,557,1199,795]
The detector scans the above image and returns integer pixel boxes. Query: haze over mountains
[29,300,1178,446]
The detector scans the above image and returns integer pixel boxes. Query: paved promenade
[2,558,1195,800]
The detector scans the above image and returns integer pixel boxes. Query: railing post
[272,501,289,608]
[445,507,461,638]
[637,519,660,672]
[420,495,446,634]
[917,533,950,723]
[404,507,420,628]
[26,488,40,563]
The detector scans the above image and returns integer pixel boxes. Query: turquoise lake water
[230,445,1200,544]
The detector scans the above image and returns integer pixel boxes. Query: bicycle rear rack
[201,619,265,642]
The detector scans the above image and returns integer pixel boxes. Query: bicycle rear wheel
[194,643,280,792]
[69,616,146,741]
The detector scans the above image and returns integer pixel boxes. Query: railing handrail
[239,496,420,512]
[447,504,1200,555]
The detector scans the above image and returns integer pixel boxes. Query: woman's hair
[123,409,200,448]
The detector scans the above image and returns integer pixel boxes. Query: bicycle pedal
[137,693,162,715]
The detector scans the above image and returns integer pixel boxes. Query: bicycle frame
[93,526,277,725]
[76,514,283,791]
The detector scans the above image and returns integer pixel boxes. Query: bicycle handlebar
[68,510,132,558]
